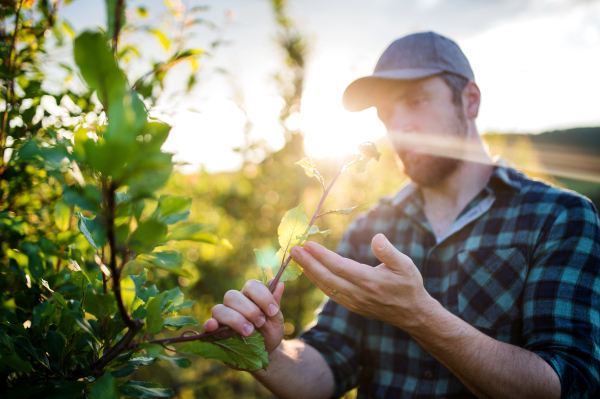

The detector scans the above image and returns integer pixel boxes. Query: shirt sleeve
[523,194,600,398]
[297,223,367,398]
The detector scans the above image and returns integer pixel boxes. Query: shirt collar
[487,156,522,194]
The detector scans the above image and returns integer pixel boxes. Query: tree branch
[0,0,23,180]
[105,181,138,330]
[112,0,124,54]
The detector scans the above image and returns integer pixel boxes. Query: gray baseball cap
[342,31,474,112]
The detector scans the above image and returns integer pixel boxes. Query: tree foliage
[0,1,253,397]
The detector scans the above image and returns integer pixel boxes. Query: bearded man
[202,32,600,398]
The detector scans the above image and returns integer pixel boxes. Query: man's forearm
[251,339,335,399]
[404,300,561,399]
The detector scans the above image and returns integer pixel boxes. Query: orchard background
[1,1,599,398]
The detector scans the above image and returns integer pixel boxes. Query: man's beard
[397,108,468,187]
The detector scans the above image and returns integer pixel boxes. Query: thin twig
[268,165,345,292]
[0,0,23,183]
[112,0,124,54]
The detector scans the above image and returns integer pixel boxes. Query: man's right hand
[201,280,285,354]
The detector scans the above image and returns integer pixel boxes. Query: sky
[61,0,600,173]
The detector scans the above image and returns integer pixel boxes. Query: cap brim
[342,68,444,112]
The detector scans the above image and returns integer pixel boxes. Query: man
[202,32,600,398]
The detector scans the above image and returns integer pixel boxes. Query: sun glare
[300,54,387,160]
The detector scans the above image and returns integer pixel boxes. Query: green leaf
[15,337,50,370]
[344,154,370,174]
[76,212,107,250]
[131,219,167,254]
[2,354,32,373]
[325,203,371,216]
[74,31,127,110]
[121,276,138,313]
[63,185,101,212]
[57,310,78,337]
[145,292,168,334]
[296,158,324,185]
[83,291,117,320]
[344,143,381,174]
[89,371,120,399]
[138,285,160,303]
[62,21,75,37]
[135,248,189,277]
[163,287,195,314]
[129,356,157,366]
[195,331,269,371]
[9,258,27,285]
[180,340,231,363]
[156,195,192,224]
[40,279,68,308]
[111,364,138,378]
[119,381,174,398]
[155,354,191,368]
[163,316,199,331]
[0,329,16,352]
[270,249,303,282]
[254,248,278,284]
[131,268,148,291]
[278,203,310,249]
[307,225,332,237]
[67,310,101,341]
[148,29,170,51]
[55,201,71,231]
[357,141,381,161]
[166,223,212,240]
[45,330,66,364]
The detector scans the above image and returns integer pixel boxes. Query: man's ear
[463,81,481,120]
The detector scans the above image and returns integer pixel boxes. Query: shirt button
[430,253,437,261]
[423,370,433,379]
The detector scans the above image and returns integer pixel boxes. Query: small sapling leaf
[357,141,382,161]
[320,203,371,217]
[296,158,325,186]
[277,204,310,249]
[265,141,381,291]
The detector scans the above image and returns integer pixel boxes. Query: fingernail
[243,323,254,336]
[268,304,278,317]
[377,234,388,250]
[256,315,265,327]
[290,247,299,257]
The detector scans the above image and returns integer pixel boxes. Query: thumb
[371,233,413,273]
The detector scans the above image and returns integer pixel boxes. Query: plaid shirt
[299,165,600,399]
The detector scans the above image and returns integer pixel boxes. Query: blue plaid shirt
[299,165,600,398]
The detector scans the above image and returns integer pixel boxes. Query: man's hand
[201,280,285,354]
[290,233,437,331]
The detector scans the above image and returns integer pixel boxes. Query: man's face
[375,76,468,187]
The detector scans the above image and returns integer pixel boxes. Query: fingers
[208,279,283,338]
[270,280,285,306]
[224,289,266,328]
[212,304,256,337]
[371,233,414,274]
[241,279,281,319]
[300,241,369,285]
[290,245,354,297]
[201,318,218,333]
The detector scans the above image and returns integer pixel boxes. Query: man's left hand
[290,233,438,332]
